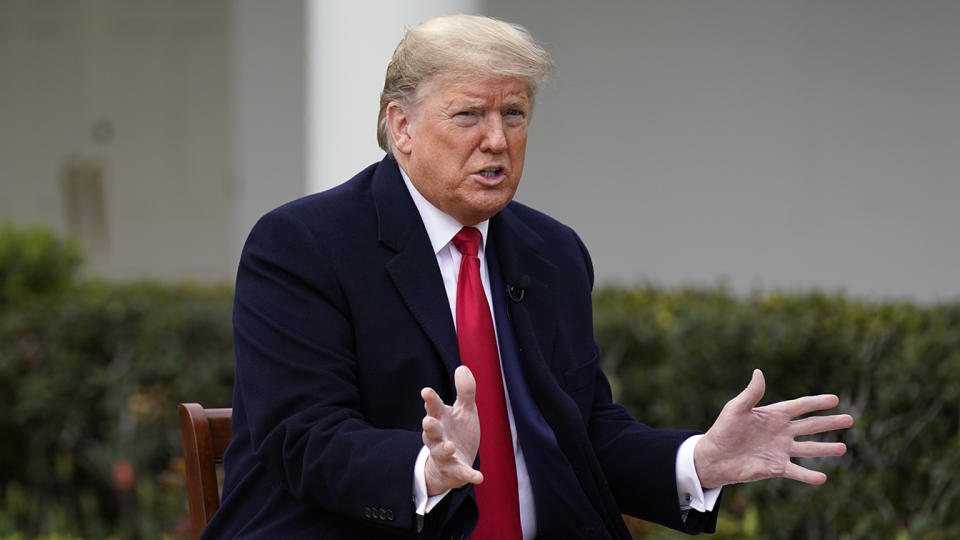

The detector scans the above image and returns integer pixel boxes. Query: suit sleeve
[569,230,720,534]
[232,208,435,535]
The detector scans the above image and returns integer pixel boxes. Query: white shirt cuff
[413,445,451,515]
[675,435,722,513]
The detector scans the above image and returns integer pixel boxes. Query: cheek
[446,140,480,171]
[511,133,527,167]
[511,127,527,151]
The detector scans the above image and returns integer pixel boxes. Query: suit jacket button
[378,508,387,520]
[362,506,371,518]
[386,509,394,521]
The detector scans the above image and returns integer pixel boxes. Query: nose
[479,115,507,153]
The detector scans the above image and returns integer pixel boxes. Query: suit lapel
[372,158,461,380]
[490,206,560,370]
[492,206,632,539]
[491,206,582,434]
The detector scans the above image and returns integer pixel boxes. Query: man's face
[391,77,530,226]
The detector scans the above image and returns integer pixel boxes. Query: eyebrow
[502,98,529,109]
[450,99,486,109]
[445,93,530,109]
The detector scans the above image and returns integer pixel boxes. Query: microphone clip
[506,275,531,303]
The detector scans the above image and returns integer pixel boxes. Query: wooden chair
[178,403,232,539]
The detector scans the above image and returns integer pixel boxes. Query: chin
[475,202,513,222]
[453,189,517,224]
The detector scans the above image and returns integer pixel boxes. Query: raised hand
[421,365,484,496]
[694,369,854,489]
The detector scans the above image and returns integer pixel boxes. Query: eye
[503,108,526,124]
[452,110,480,125]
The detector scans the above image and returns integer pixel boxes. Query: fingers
[423,430,484,488]
[768,394,842,418]
[783,462,828,485]
[791,440,847,458]
[791,414,854,437]
[453,365,477,410]
[783,439,847,485]
[730,368,766,412]
[423,450,484,493]
[456,464,484,485]
[420,370,484,493]
[423,418,483,484]
[422,415,444,447]
[433,462,483,487]
[428,438,456,460]
[421,386,445,419]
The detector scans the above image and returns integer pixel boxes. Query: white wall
[306,0,481,193]
[230,0,310,267]
[0,0,232,281]
[485,0,960,302]
[5,0,957,299]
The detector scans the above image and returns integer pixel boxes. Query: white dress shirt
[399,167,718,538]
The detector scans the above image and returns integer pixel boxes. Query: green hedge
[597,286,960,539]
[1,224,957,538]
[0,225,233,539]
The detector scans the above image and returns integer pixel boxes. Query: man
[202,15,853,540]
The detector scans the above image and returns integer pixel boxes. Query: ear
[386,102,414,155]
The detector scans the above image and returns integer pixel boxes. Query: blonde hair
[377,14,554,153]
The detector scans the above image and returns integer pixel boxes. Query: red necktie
[452,227,522,540]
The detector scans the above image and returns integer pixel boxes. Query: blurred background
[1,0,957,538]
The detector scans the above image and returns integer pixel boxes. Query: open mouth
[478,167,504,178]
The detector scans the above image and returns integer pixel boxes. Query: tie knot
[452,227,482,258]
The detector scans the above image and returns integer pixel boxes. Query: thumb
[453,365,477,408]
[732,368,765,412]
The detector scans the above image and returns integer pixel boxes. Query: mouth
[474,166,506,184]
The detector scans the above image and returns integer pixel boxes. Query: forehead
[418,76,531,106]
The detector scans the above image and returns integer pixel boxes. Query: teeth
[480,168,502,177]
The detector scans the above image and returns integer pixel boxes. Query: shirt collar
[399,165,489,255]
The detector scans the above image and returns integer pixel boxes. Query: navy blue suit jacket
[201,157,719,539]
